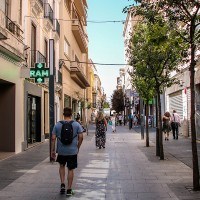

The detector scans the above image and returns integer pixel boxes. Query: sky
[87,0,132,100]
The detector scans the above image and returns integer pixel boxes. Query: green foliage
[103,101,110,109]
[128,16,186,92]
[111,89,124,113]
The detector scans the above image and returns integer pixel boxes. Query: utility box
[182,119,189,137]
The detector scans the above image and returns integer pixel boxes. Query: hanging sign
[30,63,49,83]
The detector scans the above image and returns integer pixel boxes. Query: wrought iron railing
[5,16,23,41]
[53,19,60,36]
[44,3,53,25]
[30,50,46,68]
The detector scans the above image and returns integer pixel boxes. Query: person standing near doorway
[171,110,181,139]
[51,107,83,196]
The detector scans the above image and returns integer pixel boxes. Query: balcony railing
[5,16,23,41]
[57,70,62,85]
[53,19,60,36]
[30,50,46,68]
[44,3,53,25]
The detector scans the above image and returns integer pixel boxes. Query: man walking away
[171,109,181,140]
[51,107,83,196]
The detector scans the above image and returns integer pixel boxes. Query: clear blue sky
[87,0,132,99]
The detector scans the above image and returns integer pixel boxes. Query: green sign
[30,63,49,83]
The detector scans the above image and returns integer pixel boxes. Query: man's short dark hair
[63,107,72,117]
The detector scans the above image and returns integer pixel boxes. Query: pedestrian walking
[128,112,133,130]
[162,111,171,141]
[95,111,107,149]
[118,113,123,126]
[51,107,84,196]
[110,114,116,132]
[171,109,181,139]
[133,112,138,127]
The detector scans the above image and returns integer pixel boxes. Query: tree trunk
[140,98,144,139]
[156,95,160,156]
[157,90,164,160]
[146,102,149,147]
[190,38,200,190]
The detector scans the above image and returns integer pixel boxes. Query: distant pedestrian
[95,111,107,149]
[128,112,133,130]
[110,114,116,132]
[162,111,171,141]
[118,114,123,126]
[171,110,181,139]
[133,112,138,127]
[51,107,83,196]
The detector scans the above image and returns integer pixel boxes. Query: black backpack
[59,120,76,145]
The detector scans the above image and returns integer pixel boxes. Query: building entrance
[27,95,41,145]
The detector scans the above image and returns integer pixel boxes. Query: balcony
[31,0,44,15]
[74,0,87,18]
[70,62,90,89]
[6,16,23,41]
[0,10,24,61]
[44,3,54,31]
[53,19,60,40]
[30,50,46,68]
[72,19,88,53]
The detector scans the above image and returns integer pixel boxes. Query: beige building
[59,0,89,124]
[0,0,25,154]
[21,0,61,150]
[0,0,92,156]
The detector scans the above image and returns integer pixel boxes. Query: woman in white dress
[110,114,116,132]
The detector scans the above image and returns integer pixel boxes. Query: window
[19,0,22,25]
[64,38,70,56]
[5,0,10,17]
[31,23,36,67]
[64,95,71,108]
[44,39,48,67]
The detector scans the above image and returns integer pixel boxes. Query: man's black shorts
[56,154,77,170]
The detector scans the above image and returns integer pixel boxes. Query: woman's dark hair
[63,107,72,117]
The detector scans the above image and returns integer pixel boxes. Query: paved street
[0,124,200,200]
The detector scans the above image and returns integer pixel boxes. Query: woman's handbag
[108,120,112,125]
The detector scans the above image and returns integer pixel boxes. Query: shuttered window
[169,91,183,120]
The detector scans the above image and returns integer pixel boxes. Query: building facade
[0,0,94,156]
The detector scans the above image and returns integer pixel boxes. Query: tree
[126,0,200,191]
[130,73,156,147]
[103,101,110,109]
[111,89,124,113]
[127,17,185,160]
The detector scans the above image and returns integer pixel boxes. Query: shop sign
[30,63,49,83]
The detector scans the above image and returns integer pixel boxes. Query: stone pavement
[0,125,200,200]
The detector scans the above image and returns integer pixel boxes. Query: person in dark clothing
[95,111,107,149]
[128,113,133,130]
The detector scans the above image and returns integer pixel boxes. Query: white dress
[111,116,116,132]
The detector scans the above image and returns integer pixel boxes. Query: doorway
[27,95,41,145]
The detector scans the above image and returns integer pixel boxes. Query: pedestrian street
[0,125,200,200]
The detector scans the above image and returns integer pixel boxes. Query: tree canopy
[111,89,124,113]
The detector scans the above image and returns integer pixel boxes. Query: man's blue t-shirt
[52,120,83,155]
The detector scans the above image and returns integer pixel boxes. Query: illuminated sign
[30,63,49,83]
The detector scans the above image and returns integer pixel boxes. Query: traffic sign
[30,63,49,83]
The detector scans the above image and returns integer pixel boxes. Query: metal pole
[49,39,55,162]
